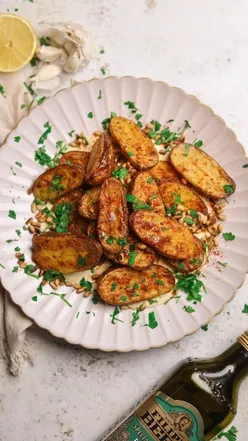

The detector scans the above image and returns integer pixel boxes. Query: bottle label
[104,391,205,441]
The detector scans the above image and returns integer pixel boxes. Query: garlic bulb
[64,53,80,73]
[36,46,63,62]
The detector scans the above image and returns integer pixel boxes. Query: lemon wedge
[0,14,37,72]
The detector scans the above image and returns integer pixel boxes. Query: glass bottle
[100,331,248,441]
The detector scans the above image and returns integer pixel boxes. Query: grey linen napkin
[0,72,33,375]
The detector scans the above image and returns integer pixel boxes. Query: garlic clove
[56,47,69,67]
[64,41,78,55]
[36,46,63,62]
[50,29,68,47]
[30,64,62,83]
[36,77,61,91]
[63,53,80,73]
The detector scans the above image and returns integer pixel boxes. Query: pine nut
[140,303,147,311]
[84,291,91,298]
[159,149,166,155]
[15,252,22,258]
[136,243,147,250]
[54,279,60,287]
[41,279,47,286]
[146,123,153,130]
[214,237,219,246]
[74,284,81,290]
[76,288,85,293]
[25,217,33,225]
[217,207,225,214]
[179,218,184,224]
[93,131,101,137]
[91,274,100,280]
[19,262,27,268]
[46,216,53,223]
[65,281,73,287]
[49,281,57,290]
[181,178,187,185]
[177,204,185,212]
[31,202,37,213]
[217,223,223,233]
[28,225,35,233]
[218,214,226,221]
[38,269,44,277]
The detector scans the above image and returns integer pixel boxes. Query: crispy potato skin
[129,211,196,259]
[97,177,128,254]
[32,232,102,273]
[54,188,84,220]
[68,217,89,236]
[150,161,181,185]
[32,165,84,201]
[98,265,175,306]
[170,143,236,199]
[168,236,205,273]
[85,133,114,186]
[159,181,207,215]
[130,171,165,216]
[59,151,90,171]
[109,117,159,170]
[104,235,155,270]
[78,187,101,219]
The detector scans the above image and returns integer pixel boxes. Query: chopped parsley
[184,217,195,225]
[0,84,6,97]
[147,177,153,184]
[189,258,202,266]
[24,81,35,96]
[39,36,50,46]
[14,136,21,143]
[110,307,123,324]
[135,113,143,121]
[177,261,186,270]
[242,164,248,168]
[128,251,136,266]
[92,291,100,304]
[112,167,128,180]
[216,425,238,441]
[54,202,72,232]
[49,175,65,194]
[44,269,65,282]
[131,306,142,327]
[133,282,139,290]
[87,112,93,118]
[12,266,18,273]
[10,167,16,175]
[201,325,208,331]
[183,120,191,130]
[185,143,190,152]
[0,264,6,269]
[24,265,39,279]
[117,237,128,247]
[37,96,46,105]
[80,278,92,292]
[166,205,177,216]
[223,184,234,195]
[151,120,161,132]
[194,140,203,148]
[144,311,158,329]
[38,121,52,145]
[189,209,198,218]
[217,261,228,267]
[106,236,115,244]
[124,101,138,113]
[78,256,85,267]
[34,146,52,166]
[100,67,106,75]
[68,130,75,138]
[183,305,195,313]
[150,194,157,201]
[127,151,134,157]
[32,296,38,302]
[155,279,164,285]
[100,49,105,54]
[175,274,204,303]
[97,90,102,100]
[14,246,20,252]
[126,194,152,211]
[50,292,72,308]
[111,111,117,118]
[111,282,117,292]
[223,232,235,241]
[242,304,248,314]
[151,127,179,145]
[15,161,22,167]
[120,296,128,302]
[8,210,16,219]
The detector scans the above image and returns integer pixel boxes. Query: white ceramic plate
[1,77,248,351]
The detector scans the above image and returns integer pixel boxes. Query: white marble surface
[0,0,248,440]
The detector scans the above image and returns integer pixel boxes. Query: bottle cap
[238,331,248,351]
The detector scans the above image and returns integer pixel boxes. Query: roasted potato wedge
[32,232,102,273]
[159,181,207,215]
[150,161,181,185]
[54,188,84,221]
[85,133,114,186]
[104,235,155,270]
[98,264,175,306]
[97,177,128,254]
[170,143,236,199]
[168,237,205,273]
[130,171,165,216]
[32,165,84,202]
[78,187,101,219]
[129,211,196,259]
[109,117,159,170]
[68,216,89,236]
[59,151,90,171]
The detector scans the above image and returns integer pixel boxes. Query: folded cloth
[0,72,33,375]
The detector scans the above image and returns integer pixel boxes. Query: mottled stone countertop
[0,1,247,440]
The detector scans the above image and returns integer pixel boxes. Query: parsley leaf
[37,96,46,105]
[145,311,158,329]
[112,167,128,180]
[39,36,50,46]
[124,101,138,113]
[201,325,208,331]
[54,202,72,232]
[44,269,65,282]
[183,305,195,313]
[110,307,123,324]
[78,255,85,267]
[34,146,52,166]
[242,304,248,314]
[80,278,92,292]
[127,151,134,157]
[242,164,248,168]
[128,251,136,266]
[189,209,198,218]
[111,282,117,292]
[68,130,75,138]
[97,90,102,100]
[216,425,238,441]
[175,274,204,303]
[24,264,39,279]
[0,264,6,269]
[15,161,22,167]
[194,140,203,148]
[87,112,93,118]
[8,210,16,219]
[49,175,65,194]
[223,232,235,241]
[184,217,195,226]
[223,184,234,195]
[100,67,106,75]
[131,306,142,327]
[38,121,52,145]
[0,84,6,97]
[14,136,21,143]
